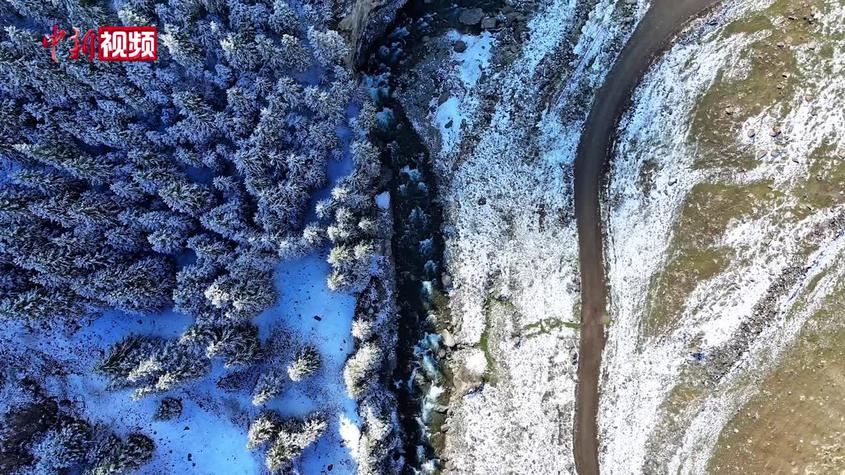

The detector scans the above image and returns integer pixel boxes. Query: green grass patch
[647,181,779,334]
[478,293,514,385]
[523,317,580,338]
[708,322,845,474]
[690,0,824,171]
[792,143,845,211]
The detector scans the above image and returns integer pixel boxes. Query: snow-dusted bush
[154,397,183,421]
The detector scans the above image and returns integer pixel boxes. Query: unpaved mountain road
[572,1,722,474]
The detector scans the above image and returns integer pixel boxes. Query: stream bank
[355,0,516,471]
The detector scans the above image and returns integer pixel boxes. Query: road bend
[572,1,723,474]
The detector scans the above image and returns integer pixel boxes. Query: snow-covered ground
[601,0,845,472]
[0,249,360,474]
[402,0,647,472]
[0,309,258,474]
[258,253,361,474]
[430,30,495,156]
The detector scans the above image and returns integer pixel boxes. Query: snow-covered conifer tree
[262,414,327,472]
[307,28,349,67]
[247,411,281,449]
[88,433,155,475]
[287,345,321,381]
[344,342,384,399]
[252,370,286,406]
[31,419,93,473]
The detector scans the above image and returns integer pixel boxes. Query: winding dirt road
[572,1,722,473]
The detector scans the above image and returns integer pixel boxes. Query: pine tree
[344,342,384,399]
[263,414,327,472]
[88,433,155,475]
[251,370,286,406]
[31,419,93,473]
[201,200,253,242]
[351,318,375,342]
[268,0,298,35]
[173,261,224,323]
[247,412,280,449]
[357,397,402,475]
[97,336,211,397]
[181,323,261,367]
[96,336,164,386]
[204,264,276,321]
[307,28,349,67]
[157,178,216,217]
[77,256,175,314]
[287,345,321,382]
[0,1,366,461]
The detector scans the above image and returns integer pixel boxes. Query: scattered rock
[441,272,452,290]
[346,0,408,68]
[459,8,484,26]
[506,12,525,23]
[453,40,467,53]
[442,330,456,348]
[451,349,486,396]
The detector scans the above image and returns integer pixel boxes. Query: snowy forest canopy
[0,0,394,472]
[0,0,371,323]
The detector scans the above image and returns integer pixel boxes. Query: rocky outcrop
[340,0,407,69]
